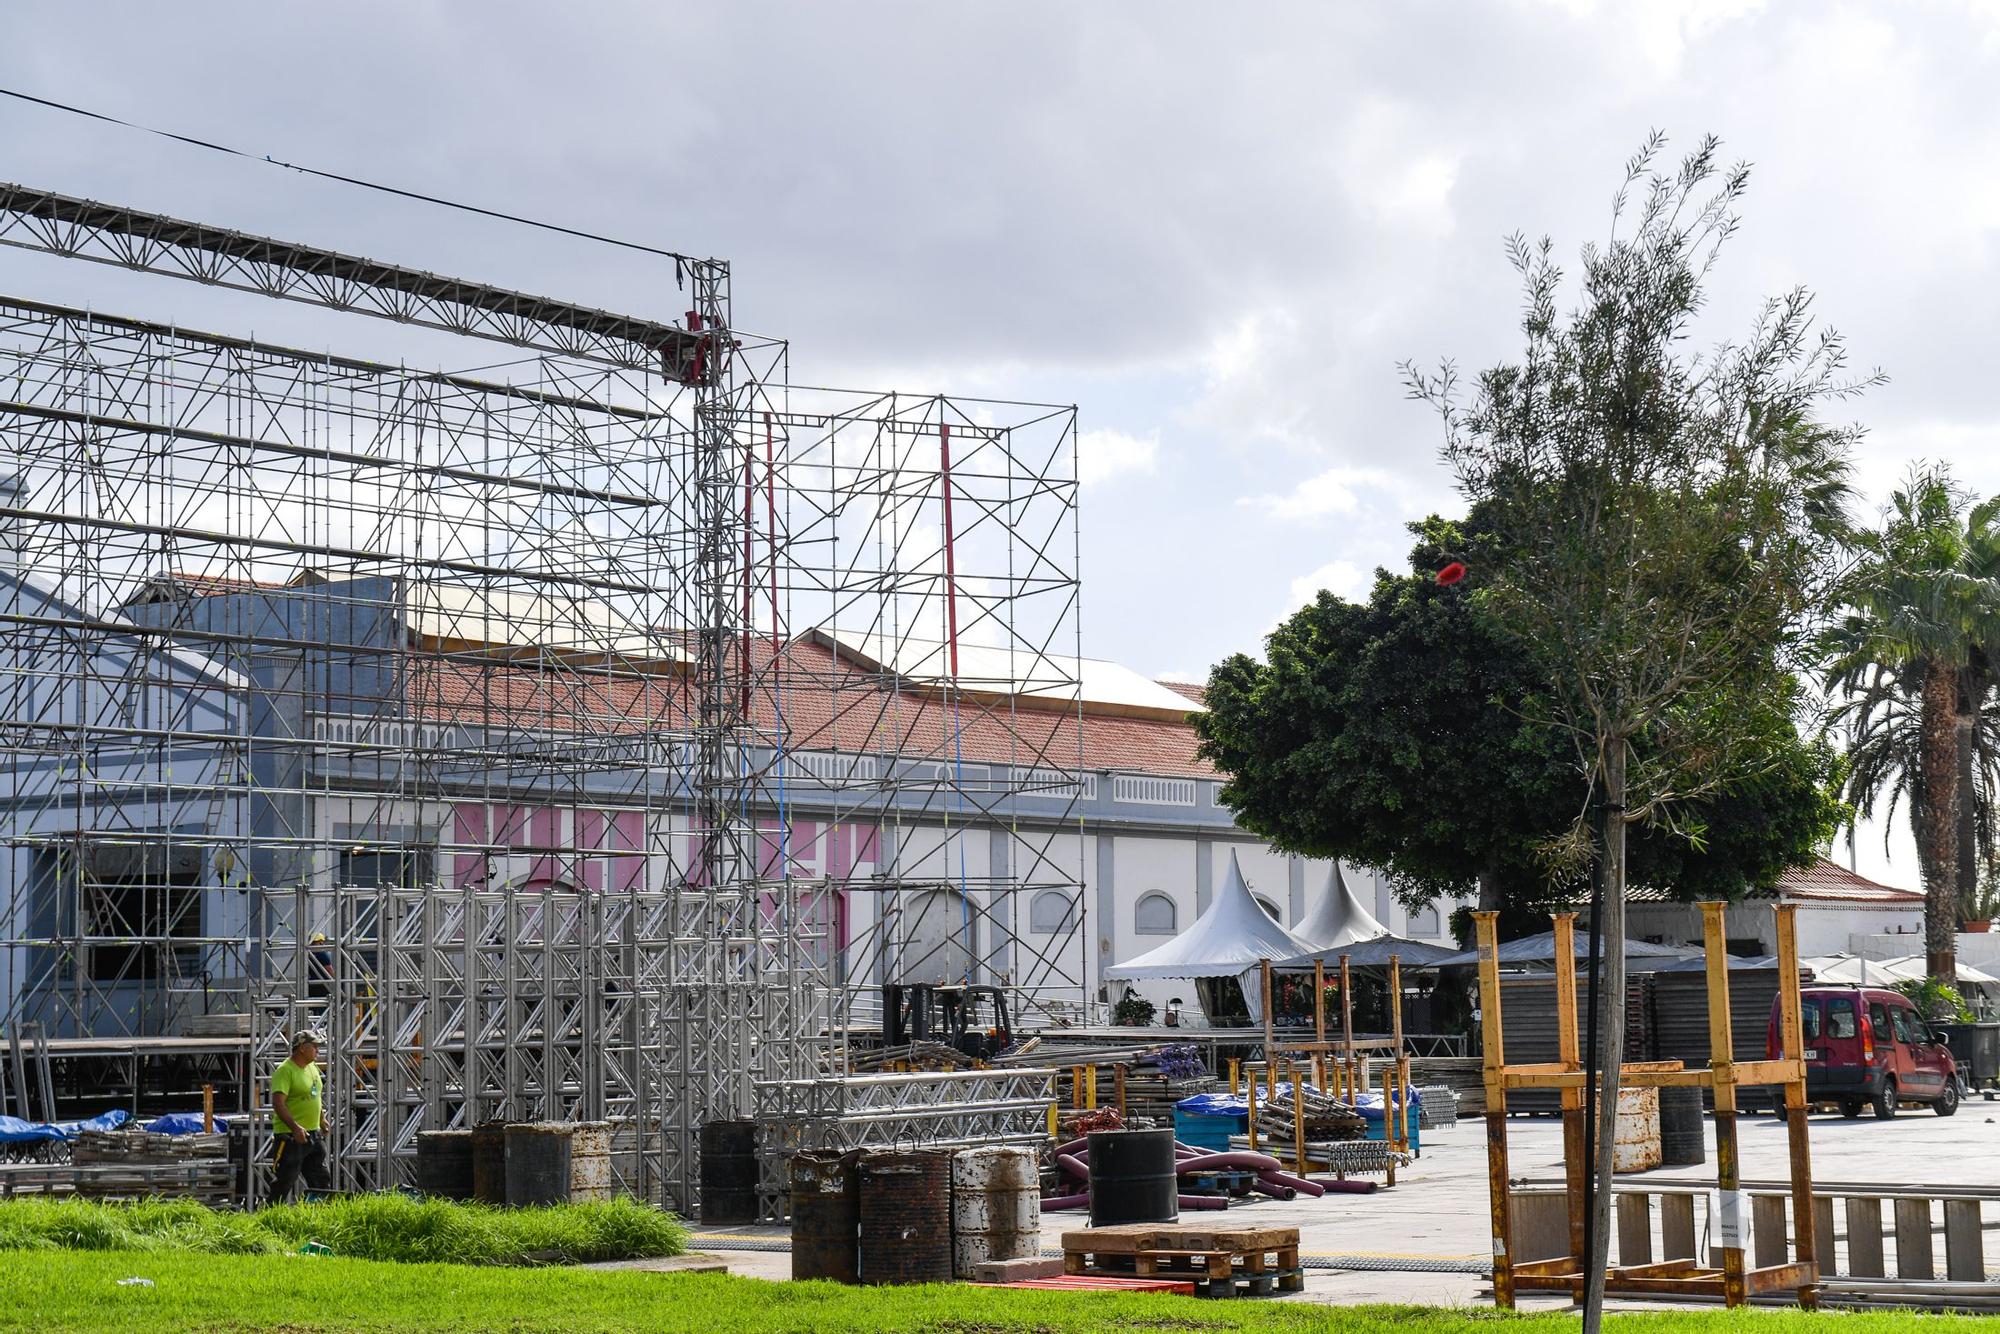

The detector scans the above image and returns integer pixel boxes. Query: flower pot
[1964,920,1992,934]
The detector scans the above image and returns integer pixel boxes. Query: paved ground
[693,1094,2000,1307]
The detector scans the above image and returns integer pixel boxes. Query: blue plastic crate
[1172,1109,1245,1152]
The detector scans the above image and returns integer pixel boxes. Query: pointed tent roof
[1104,850,1314,980]
[1293,864,1386,951]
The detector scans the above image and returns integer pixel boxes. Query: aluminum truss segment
[0,182,714,377]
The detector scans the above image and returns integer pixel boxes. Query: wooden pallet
[975,1274,1197,1295]
[1061,1224,1304,1299]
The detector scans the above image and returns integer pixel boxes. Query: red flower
[1436,561,1467,587]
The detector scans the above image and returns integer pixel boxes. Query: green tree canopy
[1196,514,1845,938]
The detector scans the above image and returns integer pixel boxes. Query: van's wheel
[1934,1078,1960,1117]
[1872,1080,1899,1119]
[1839,1099,1865,1119]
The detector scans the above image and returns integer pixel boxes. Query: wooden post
[1229,1057,1241,1095]
[1293,1069,1307,1174]
[1114,1062,1128,1118]
[1475,910,1514,1309]
[1314,957,1327,1046]
[1552,911,1587,1293]
[1261,958,1276,1098]
[1086,1065,1098,1110]
[1247,1077,1260,1153]
[1773,902,1819,1307]
[1388,953,1406,1189]
[1702,902,1747,1308]
[1339,953,1357,1102]
[201,1084,215,1135]
[1047,1101,1059,1140]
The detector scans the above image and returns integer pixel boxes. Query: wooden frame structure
[1247,954,1415,1182]
[1477,902,1818,1309]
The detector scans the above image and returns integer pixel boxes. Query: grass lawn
[4,1253,2000,1334]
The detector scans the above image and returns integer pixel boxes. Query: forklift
[882,983,1014,1060]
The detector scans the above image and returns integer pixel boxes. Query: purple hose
[1319,1179,1379,1194]
[1040,1192,1089,1210]
[1248,1179,1296,1201]
[1177,1193,1230,1211]
[1261,1170,1325,1197]
[1056,1153,1090,1181]
[1175,1151,1282,1175]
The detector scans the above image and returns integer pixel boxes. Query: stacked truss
[0,183,1086,1209]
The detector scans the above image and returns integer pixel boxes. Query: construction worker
[271,1029,331,1200]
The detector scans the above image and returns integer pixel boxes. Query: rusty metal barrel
[1612,1085,1661,1172]
[790,1149,860,1282]
[856,1148,953,1284]
[1087,1128,1177,1226]
[700,1120,760,1224]
[570,1121,613,1203]
[471,1122,508,1204]
[950,1145,1039,1277]
[414,1129,475,1200]
[504,1121,574,1207]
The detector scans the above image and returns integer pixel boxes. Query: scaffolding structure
[0,183,1086,1209]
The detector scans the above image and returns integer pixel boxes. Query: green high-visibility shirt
[272,1058,323,1132]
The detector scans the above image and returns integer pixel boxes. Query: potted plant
[1111,993,1157,1027]
[1963,883,2000,934]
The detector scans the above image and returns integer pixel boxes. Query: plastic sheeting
[147,1112,230,1135]
[0,1107,128,1145]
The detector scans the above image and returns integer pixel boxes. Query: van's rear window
[1802,998,1821,1040]
[1825,997,1857,1038]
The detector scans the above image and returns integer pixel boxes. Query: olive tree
[1405,133,1866,1331]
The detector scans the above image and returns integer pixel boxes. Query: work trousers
[272,1129,331,1200]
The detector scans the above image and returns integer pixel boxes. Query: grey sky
[6,1,1995,889]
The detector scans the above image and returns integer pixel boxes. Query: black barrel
[1659,1086,1705,1166]
[856,1149,953,1285]
[700,1120,760,1224]
[471,1122,508,1205]
[504,1122,574,1207]
[790,1149,860,1282]
[1088,1128,1178,1226]
[415,1129,476,1200]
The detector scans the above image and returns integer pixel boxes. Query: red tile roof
[408,636,1218,780]
[1770,858,1922,905]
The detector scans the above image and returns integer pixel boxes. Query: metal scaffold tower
[0,183,1084,1208]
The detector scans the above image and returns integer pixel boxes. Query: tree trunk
[1957,686,1978,920]
[1581,736,1627,1334]
[1920,660,1961,981]
[1477,863,1502,915]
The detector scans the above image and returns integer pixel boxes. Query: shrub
[0,1194,684,1266]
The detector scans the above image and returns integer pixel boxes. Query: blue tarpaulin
[0,1108,128,1145]
[147,1112,229,1135]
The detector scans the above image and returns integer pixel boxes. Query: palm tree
[1832,656,2000,909]
[1826,469,2000,980]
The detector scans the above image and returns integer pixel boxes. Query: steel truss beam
[0,182,712,376]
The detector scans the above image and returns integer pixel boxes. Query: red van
[1766,986,1961,1118]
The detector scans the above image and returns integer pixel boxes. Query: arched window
[1030,890,1076,934]
[1409,905,1442,937]
[1134,892,1177,935]
[1255,896,1282,923]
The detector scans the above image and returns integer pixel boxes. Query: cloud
[1241,465,1398,521]
[1077,428,1159,486]
[1285,560,1372,613]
